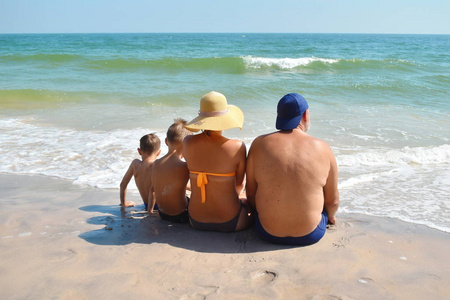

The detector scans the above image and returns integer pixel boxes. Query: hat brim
[185,105,244,132]
[276,115,301,130]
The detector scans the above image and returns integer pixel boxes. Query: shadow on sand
[78,204,292,254]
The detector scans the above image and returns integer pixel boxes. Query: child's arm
[147,186,156,214]
[120,161,137,207]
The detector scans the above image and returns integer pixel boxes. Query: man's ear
[137,148,142,155]
[156,149,162,157]
[165,138,169,146]
[303,109,310,122]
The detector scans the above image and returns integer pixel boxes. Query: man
[246,93,339,246]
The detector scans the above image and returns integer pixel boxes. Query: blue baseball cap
[276,93,309,130]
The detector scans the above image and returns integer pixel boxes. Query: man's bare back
[246,93,339,243]
[247,129,338,236]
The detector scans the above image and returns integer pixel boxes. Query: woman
[183,91,253,232]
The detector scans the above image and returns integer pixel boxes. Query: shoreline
[1,173,449,299]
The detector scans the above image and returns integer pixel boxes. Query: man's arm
[323,148,339,224]
[119,161,136,207]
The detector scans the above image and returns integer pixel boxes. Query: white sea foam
[0,118,168,190]
[1,117,449,233]
[339,162,450,233]
[242,56,339,69]
[337,144,450,167]
[336,144,450,233]
[338,168,411,189]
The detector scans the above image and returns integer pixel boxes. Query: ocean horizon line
[1,32,449,36]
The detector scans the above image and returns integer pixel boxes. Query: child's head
[139,133,161,155]
[166,118,192,145]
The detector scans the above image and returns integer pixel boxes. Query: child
[151,119,192,222]
[120,133,161,212]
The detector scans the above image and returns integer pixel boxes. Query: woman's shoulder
[223,137,246,154]
[182,134,199,145]
[226,137,245,146]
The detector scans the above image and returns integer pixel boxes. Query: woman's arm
[235,141,247,195]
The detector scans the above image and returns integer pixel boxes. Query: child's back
[152,119,192,222]
[132,157,156,208]
[152,153,189,214]
[120,133,161,211]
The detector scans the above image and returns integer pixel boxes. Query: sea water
[0,33,449,232]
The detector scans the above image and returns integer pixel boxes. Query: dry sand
[0,174,449,299]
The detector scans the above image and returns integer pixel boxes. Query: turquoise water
[0,33,449,231]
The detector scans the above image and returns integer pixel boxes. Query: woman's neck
[203,130,222,136]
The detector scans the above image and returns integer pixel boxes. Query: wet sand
[0,174,448,299]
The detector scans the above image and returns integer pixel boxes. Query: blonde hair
[167,118,192,144]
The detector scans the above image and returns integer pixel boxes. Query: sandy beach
[0,173,448,299]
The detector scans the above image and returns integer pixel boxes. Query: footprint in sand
[252,270,277,286]
[311,295,345,300]
[180,285,219,300]
[18,232,32,237]
[332,236,349,248]
[234,230,256,250]
[104,216,118,230]
[50,248,77,263]
[129,210,149,219]
[337,221,355,229]
[358,277,374,284]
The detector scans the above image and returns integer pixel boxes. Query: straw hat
[185,91,244,132]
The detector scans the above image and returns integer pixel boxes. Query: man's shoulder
[248,132,278,154]
[252,131,331,149]
[254,131,278,141]
[252,131,285,144]
[307,135,331,148]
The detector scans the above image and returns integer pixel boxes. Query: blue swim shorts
[254,210,328,246]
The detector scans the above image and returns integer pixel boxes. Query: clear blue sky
[1,0,449,34]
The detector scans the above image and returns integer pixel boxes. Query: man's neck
[296,123,308,132]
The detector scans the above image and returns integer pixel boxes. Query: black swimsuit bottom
[159,210,189,223]
[189,201,243,232]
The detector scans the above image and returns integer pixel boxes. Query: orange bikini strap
[190,171,236,203]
